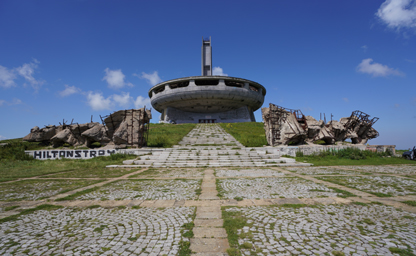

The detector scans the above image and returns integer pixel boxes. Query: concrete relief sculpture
[262,103,379,146]
[23,108,151,148]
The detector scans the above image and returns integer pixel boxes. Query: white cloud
[376,0,416,29]
[0,135,8,140]
[361,45,368,52]
[86,91,146,110]
[0,98,22,107]
[213,67,228,76]
[103,68,132,89]
[356,58,404,77]
[87,92,114,111]
[59,85,81,97]
[134,95,151,109]
[343,97,349,103]
[0,65,16,88]
[113,92,132,108]
[16,59,44,91]
[137,71,162,86]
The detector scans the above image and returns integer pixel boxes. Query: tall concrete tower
[149,37,266,124]
[201,37,212,76]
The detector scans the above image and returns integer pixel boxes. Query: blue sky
[0,0,415,149]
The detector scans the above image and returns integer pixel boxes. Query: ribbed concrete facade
[149,76,266,123]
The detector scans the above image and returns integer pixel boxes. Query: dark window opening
[154,86,165,94]
[199,119,216,123]
[225,80,244,88]
[169,81,189,89]
[195,79,219,86]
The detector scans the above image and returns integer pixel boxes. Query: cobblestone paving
[226,204,416,256]
[0,179,103,201]
[75,179,201,200]
[129,168,204,178]
[284,167,366,175]
[338,165,416,174]
[317,175,416,197]
[215,168,286,177]
[0,206,195,256]
[218,177,339,199]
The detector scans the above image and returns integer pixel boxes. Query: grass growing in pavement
[0,179,104,201]
[327,187,356,198]
[147,123,196,148]
[389,246,416,256]
[0,153,134,182]
[317,176,416,198]
[3,206,19,211]
[402,201,416,207]
[216,179,226,198]
[55,186,102,201]
[222,207,251,255]
[0,204,63,224]
[45,167,140,178]
[295,148,414,166]
[219,122,267,147]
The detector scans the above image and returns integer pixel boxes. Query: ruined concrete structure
[149,37,266,124]
[23,108,151,148]
[262,103,379,146]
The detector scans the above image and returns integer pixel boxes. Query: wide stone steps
[112,124,310,168]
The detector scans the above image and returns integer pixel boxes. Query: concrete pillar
[189,80,196,87]
[244,82,249,89]
[219,79,226,87]
[202,37,212,76]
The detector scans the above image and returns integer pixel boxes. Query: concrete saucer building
[149,37,266,123]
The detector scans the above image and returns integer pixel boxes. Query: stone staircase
[118,124,309,168]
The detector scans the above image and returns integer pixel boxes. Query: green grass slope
[219,122,267,147]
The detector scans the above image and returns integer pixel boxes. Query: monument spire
[201,36,212,76]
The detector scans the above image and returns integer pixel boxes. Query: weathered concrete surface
[262,103,381,147]
[23,108,151,148]
[149,76,265,123]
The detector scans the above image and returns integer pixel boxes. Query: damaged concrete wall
[23,108,151,148]
[262,103,379,146]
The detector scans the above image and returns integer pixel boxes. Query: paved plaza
[1,124,416,255]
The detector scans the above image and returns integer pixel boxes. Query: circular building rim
[148,76,266,98]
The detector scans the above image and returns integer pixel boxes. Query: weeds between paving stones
[402,201,416,206]
[1,206,195,255]
[317,175,416,197]
[222,206,251,255]
[283,166,367,176]
[217,177,342,199]
[337,165,416,174]
[0,204,63,224]
[223,204,416,256]
[0,179,104,201]
[59,179,201,201]
[3,205,19,211]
